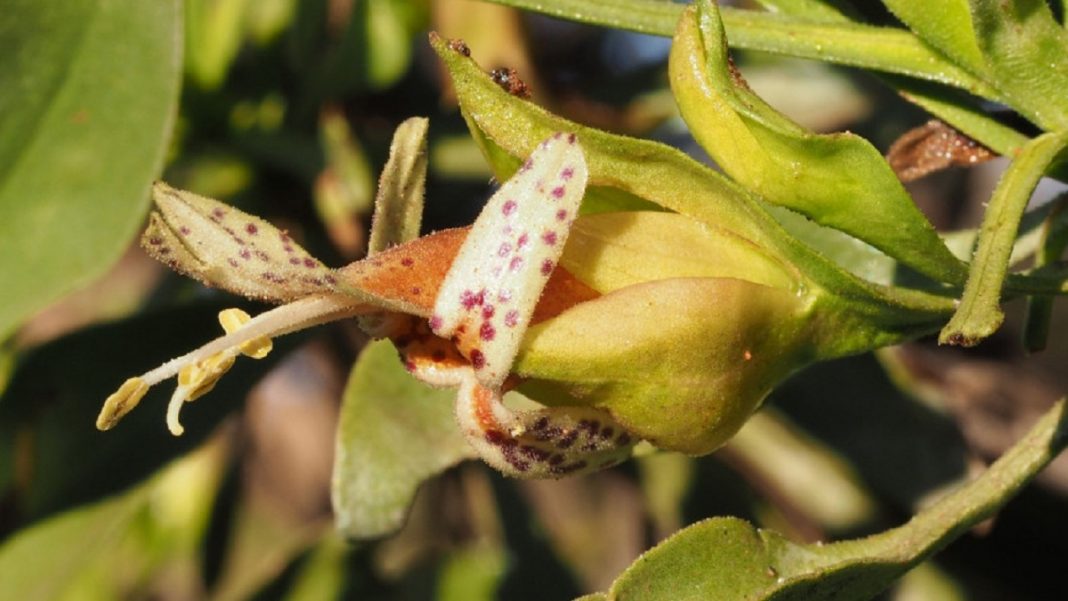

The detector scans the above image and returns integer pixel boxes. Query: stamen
[96,377,149,431]
[141,295,367,387]
[97,294,371,433]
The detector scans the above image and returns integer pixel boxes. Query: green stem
[825,398,1068,562]
[940,132,1068,346]
[484,1,999,99]
[1023,196,1068,351]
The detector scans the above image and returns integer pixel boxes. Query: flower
[98,118,952,478]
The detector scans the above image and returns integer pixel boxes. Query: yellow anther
[96,377,149,431]
[218,308,272,359]
[178,352,236,402]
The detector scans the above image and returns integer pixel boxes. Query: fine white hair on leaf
[145,182,340,303]
[430,132,589,389]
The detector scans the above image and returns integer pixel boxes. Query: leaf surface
[0,0,182,339]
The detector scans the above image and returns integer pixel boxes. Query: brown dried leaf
[887,119,996,182]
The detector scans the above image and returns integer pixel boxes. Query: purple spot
[502,200,517,216]
[179,226,191,236]
[460,289,485,310]
[520,158,533,172]
[504,310,519,327]
[556,209,568,221]
[541,259,554,275]
[470,349,486,369]
[289,257,301,265]
[157,247,170,255]
[240,249,252,260]
[212,208,226,220]
[517,233,529,249]
[480,322,496,341]
[411,286,422,295]
[303,258,317,269]
[560,167,574,180]
[541,230,558,246]
[551,186,566,199]
[279,232,291,242]
[246,223,258,235]
[261,271,286,283]
[430,315,444,330]
[509,256,524,272]
[401,257,414,267]
[325,275,338,285]
[553,132,563,140]
[557,430,578,449]
[227,258,239,267]
[255,250,270,262]
[520,445,551,461]
[497,290,512,303]
[283,244,294,253]
[482,305,495,319]
[498,242,512,257]
[147,237,162,245]
[567,133,576,144]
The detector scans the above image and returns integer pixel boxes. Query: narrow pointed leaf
[368,117,429,254]
[485,1,994,97]
[970,0,1068,130]
[940,131,1068,346]
[750,0,853,22]
[430,31,783,256]
[883,0,986,75]
[670,1,965,284]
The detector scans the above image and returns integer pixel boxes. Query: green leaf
[599,398,1068,600]
[0,486,145,601]
[429,32,782,256]
[432,31,959,348]
[940,131,1068,346]
[368,117,429,254]
[0,0,181,340]
[750,0,853,22]
[670,0,965,285]
[331,339,475,540]
[970,0,1068,131]
[883,0,986,76]
[485,1,995,97]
